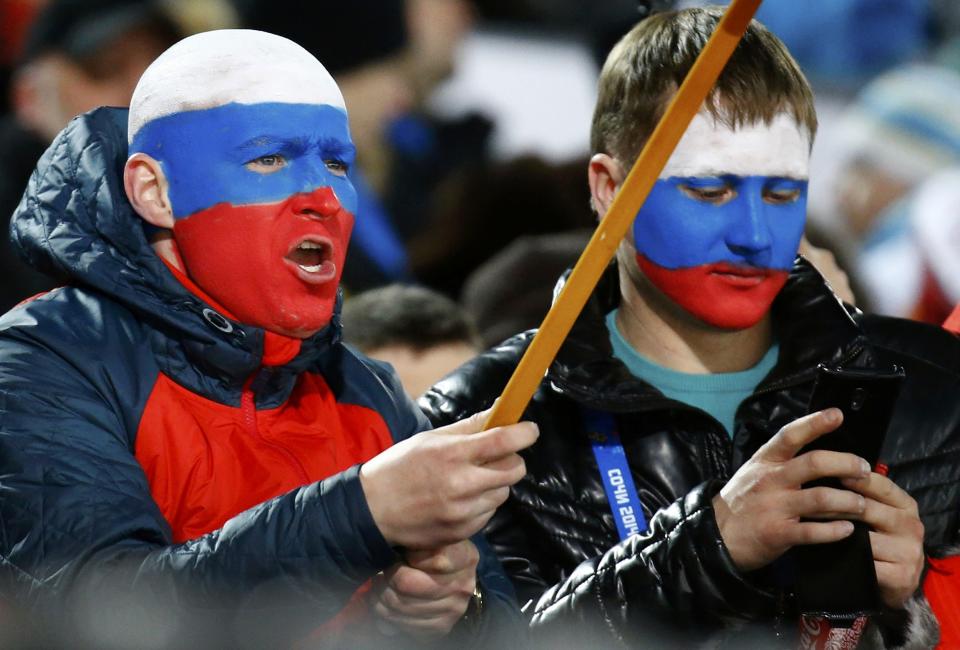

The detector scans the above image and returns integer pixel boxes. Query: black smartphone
[795,364,905,622]
[801,365,905,475]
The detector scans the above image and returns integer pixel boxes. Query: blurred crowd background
[1,0,959,398]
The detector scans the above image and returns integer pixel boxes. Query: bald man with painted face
[0,30,532,649]
[422,8,960,648]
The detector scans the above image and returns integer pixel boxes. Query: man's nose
[725,187,773,266]
[290,186,342,219]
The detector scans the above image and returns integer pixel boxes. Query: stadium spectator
[342,284,481,398]
[421,8,959,647]
[0,29,532,648]
[0,0,182,312]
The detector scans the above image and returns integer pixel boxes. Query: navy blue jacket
[0,107,519,649]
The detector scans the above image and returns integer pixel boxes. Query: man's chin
[261,310,334,339]
[680,298,774,330]
[670,276,786,330]
[636,255,788,330]
[269,325,327,339]
[230,293,336,339]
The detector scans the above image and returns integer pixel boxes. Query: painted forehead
[128,29,345,144]
[660,112,811,180]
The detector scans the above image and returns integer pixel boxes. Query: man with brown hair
[422,7,960,647]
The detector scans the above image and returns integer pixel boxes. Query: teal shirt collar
[606,309,779,437]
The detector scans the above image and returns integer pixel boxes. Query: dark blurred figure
[0,0,44,117]
[412,156,596,298]
[801,225,863,309]
[342,284,480,398]
[461,229,591,348]
[236,0,487,293]
[930,0,960,52]
[471,0,658,66]
[0,0,181,312]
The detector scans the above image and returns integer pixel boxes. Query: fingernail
[857,495,866,512]
[825,408,841,424]
[841,521,855,535]
[860,460,871,476]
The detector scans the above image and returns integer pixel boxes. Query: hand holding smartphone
[795,364,905,621]
[800,365,905,480]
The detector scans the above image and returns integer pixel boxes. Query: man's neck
[615,264,774,374]
[151,235,184,272]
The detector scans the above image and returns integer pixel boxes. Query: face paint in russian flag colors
[631,113,811,329]
[132,102,356,336]
[127,30,356,337]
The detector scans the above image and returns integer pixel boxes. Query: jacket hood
[9,107,343,382]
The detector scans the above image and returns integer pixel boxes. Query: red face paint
[637,254,788,330]
[173,187,353,337]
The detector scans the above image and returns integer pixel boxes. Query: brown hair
[590,7,817,165]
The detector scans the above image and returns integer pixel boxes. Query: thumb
[434,405,494,436]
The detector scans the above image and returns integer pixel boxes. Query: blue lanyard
[584,409,647,541]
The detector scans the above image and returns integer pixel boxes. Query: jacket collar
[546,257,868,407]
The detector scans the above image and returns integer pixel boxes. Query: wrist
[711,492,741,567]
[457,582,485,633]
[711,492,730,530]
[358,462,396,547]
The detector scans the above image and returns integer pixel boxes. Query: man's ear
[588,154,625,219]
[124,153,174,229]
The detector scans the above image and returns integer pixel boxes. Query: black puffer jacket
[421,260,960,648]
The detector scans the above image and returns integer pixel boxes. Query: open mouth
[285,238,336,283]
[287,239,331,271]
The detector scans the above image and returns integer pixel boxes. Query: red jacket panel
[136,371,393,542]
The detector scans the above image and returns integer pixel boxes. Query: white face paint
[659,112,811,180]
[128,29,345,143]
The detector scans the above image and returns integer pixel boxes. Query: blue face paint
[131,101,359,337]
[631,174,808,329]
[130,102,358,217]
[633,175,808,272]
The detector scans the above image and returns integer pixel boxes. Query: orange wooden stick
[484,0,764,430]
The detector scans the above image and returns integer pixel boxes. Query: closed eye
[325,159,349,177]
[245,154,287,174]
[763,187,802,205]
[763,178,805,205]
[678,183,736,205]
